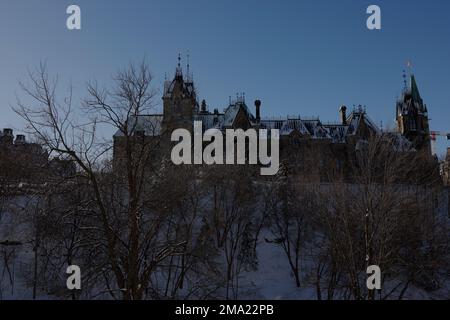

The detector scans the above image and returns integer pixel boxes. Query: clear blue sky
[1,0,449,156]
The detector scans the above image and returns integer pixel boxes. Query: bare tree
[202,165,257,299]
[311,135,448,300]
[263,175,315,288]
[14,61,183,300]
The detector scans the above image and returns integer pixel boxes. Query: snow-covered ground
[1,194,449,300]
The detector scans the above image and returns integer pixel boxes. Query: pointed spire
[410,74,422,103]
[406,60,412,76]
[402,70,407,91]
[175,53,183,78]
[186,51,193,83]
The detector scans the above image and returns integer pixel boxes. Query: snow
[241,229,317,300]
[1,191,449,300]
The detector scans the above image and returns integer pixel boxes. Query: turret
[396,74,431,154]
[162,55,197,133]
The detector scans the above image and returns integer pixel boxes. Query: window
[409,117,417,131]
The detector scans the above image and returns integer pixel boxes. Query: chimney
[213,109,219,125]
[201,99,207,113]
[2,128,14,145]
[339,106,347,125]
[255,99,261,122]
[15,134,26,144]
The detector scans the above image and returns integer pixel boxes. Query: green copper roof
[410,75,422,103]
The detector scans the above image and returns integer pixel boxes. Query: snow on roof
[114,95,387,148]
[323,124,349,143]
[194,113,224,130]
[260,117,337,139]
[346,110,381,136]
[163,77,196,99]
[261,120,285,131]
[222,102,255,127]
[279,119,310,136]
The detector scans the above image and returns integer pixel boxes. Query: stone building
[396,75,432,155]
[0,128,48,181]
[113,61,436,182]
[0,128,76,181]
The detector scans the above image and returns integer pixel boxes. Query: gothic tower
[162,56,197,135]
[396,74,431,154]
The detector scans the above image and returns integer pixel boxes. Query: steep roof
[397,74,427,116]
[163,71,196,100]
[222,102,256,127]
[410,75,423,105]
[323,124,349,143]
[346,108,381,136]
[260,117,350,141]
